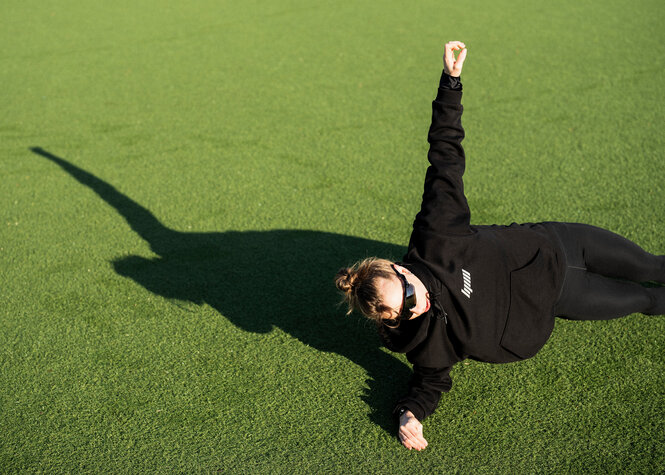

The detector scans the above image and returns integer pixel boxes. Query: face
[377,264,430,321]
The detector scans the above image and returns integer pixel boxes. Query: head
[335,257,430,326]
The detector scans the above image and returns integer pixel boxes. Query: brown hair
[335,257,396,323]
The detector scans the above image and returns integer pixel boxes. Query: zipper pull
[434,300,448,324]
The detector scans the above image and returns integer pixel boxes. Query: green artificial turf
[2,0,664,472]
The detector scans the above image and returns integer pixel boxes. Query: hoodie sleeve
[411,70,471,236]
[393,365,453,421]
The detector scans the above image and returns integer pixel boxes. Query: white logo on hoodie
[461,269,472,298]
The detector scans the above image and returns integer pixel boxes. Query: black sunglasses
[391,264,417,320]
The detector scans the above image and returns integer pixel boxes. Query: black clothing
[440,73,462,91]
[381,71,665,422]
[379,72,567,421]
[548,222,665,319]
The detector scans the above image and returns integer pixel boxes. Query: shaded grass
[1,0,664,472]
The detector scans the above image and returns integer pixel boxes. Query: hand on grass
[443,41,467,77]
[398,410,428,451]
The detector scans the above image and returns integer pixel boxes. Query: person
[335,41,665,451]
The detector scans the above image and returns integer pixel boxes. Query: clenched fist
[443,41,467,77]
[398,410,428,451]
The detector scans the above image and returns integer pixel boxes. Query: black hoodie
[379,72,566,422]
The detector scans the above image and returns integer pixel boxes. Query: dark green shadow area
[30,147,410,434]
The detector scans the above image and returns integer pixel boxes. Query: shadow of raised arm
[30,147,173,256]
[31,147,411,433]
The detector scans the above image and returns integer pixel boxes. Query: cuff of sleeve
[435,70,463,104]
[393,403,425,422]
[439,71,462,91]
[434,88,463,105]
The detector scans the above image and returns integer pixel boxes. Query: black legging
[545,222,665,320]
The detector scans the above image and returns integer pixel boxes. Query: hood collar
[378,260,446,353]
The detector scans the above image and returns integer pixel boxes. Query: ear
[392,264,411,275]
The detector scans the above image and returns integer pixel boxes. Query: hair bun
[335,268,356,294]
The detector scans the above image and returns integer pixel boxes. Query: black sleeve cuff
[393,403,425,422]
[434,71,463,104]
[434,88,463,105]
[439,71,462,91]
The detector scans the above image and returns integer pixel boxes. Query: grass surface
[2,0,664,472]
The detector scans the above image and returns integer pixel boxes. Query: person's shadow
[31,147,411,433]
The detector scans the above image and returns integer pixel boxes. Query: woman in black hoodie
[335,41,665,451]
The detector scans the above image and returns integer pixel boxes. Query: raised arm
[411,42,472,237]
